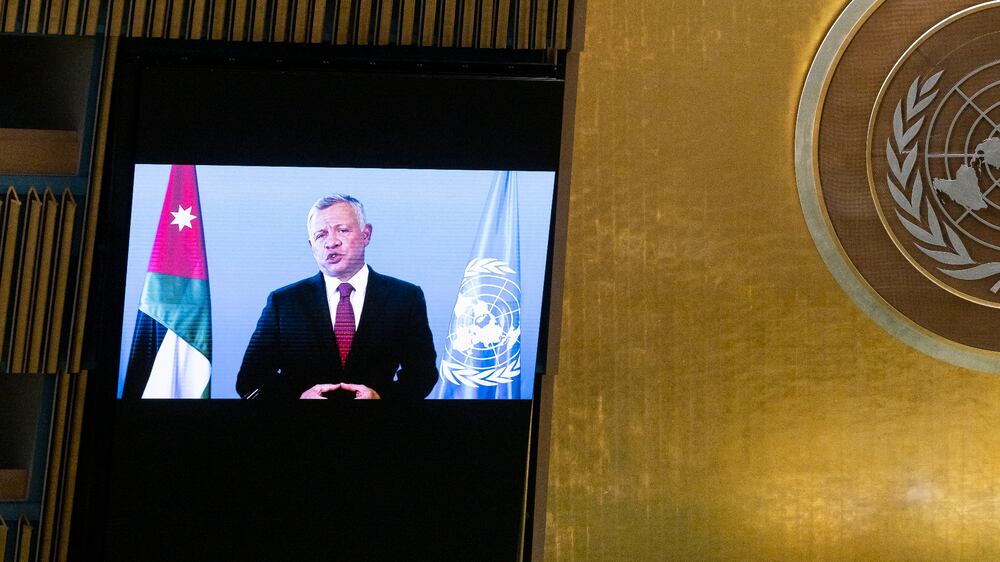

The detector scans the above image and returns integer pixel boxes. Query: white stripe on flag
[142,329,211,398]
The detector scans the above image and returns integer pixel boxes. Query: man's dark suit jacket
[235,268,438,400]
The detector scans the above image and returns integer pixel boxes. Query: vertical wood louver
[0,0,569,48]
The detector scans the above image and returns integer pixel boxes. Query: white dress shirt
[322,264,369,331]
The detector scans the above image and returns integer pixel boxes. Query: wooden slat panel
[160,0,184,39]
[400,0,413,45]
[459,0,473,47]
[249,0,265,40]
[187,0,204,38]
[56,373,87,562]
[0,515,6,561]
[213,0,225,39]
[26,0,42,32]
[292,0,308,43]
[26,189,58,373]
[420,0,435,46]
[38,374,70,562]
[516,0,528,48]
[108,0,127,38]
[333,0,348,43]
[133,0,149,37]
[66,0,570,49]
[376,0,391,45]
[45,0,64,33]
[1,0,14,32]
[270,0,284,41]
[83,0,102,34]
[532,0,544,49]
[151,0,168,37]
[0,188,21,371]
[558,0,568,49]
[45,190,76,374]
[308,0,323,42]
[475,0,496,49]
[9,189,42,374]
[494,0,509,48]
[15,515,32,562]
[230,0,245,39]
[62,0,78,33]
[355,0,369,44]
[441,0,454,46]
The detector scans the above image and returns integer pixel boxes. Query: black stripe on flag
[123,310,169,399]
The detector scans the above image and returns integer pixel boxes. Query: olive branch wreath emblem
[886,71,1000,294]
[440,357,521,387]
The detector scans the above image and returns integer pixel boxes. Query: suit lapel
[348,268,384,369]
[305,272,343,378]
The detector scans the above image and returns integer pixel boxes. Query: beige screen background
[543,1,1000,559]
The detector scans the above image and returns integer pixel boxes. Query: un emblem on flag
[440,258,522,387]
[797,0,1000,370]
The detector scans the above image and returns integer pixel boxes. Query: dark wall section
[136,67,564,171]
[107,402,532,561]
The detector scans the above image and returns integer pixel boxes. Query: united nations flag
[433,171,522,399]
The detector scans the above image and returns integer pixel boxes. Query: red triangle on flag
[147,165,209,281]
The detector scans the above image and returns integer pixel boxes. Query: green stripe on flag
[139,272,212,360]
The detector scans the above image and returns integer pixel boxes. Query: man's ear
[362,224,372,245]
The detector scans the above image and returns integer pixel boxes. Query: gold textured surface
[544,0,1000,559]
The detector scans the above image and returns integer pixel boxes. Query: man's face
[308,203,371,280]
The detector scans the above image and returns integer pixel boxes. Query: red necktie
[334,283,355,365]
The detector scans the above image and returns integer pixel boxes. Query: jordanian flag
[122,165,212,399]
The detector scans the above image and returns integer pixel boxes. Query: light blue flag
[435,171,522,399]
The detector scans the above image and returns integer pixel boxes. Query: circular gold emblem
[797,0,1000,369]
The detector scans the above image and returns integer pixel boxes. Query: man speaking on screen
[235,194,438,400]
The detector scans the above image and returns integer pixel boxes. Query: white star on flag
[170,205,198,231]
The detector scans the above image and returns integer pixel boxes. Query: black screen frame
[74,39,565,561]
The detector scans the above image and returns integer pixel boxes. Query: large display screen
[117,164,555,400]
[77,40,566,561]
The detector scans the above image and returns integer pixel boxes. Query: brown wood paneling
[15,515,32,562]
[84,0,102,34]
[0,188,22,370]
[38,373,70,562]
[26,0,41,32]
[55,373,86,562]
[419,0,434,46]
[26,189,58,373]
[355,0,370,44]
[494,0,509,48]
[45,190,76,373]
[440,0,453,46]
[46,0,64,33]
[9,189,42,373]
[292,0,307,42]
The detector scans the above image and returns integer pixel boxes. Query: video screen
[117,164,555,400]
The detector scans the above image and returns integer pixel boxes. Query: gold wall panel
[544,0,1000,559]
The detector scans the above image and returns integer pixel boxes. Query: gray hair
[306,194,368,236]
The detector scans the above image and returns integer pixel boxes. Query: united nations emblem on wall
[797,1,1000,369]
